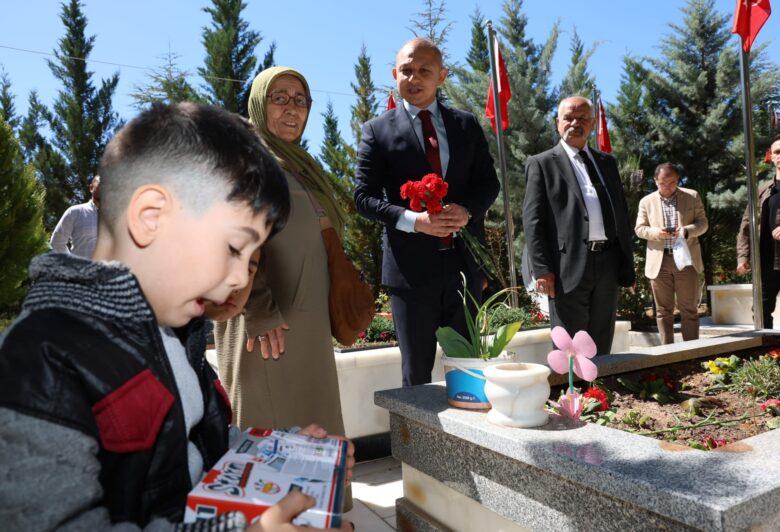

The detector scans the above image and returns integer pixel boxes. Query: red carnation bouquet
[400,173,451,249]
[400,173,448,215]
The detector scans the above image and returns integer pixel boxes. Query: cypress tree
[131,50,204,108]
[18,92,69,230]
[0,119,48,313]
[318,49,384,299]
[623,0,780,292]
[0,67,18,131]
[444,0,560,278]
[320,101,349,183]
[558,28,598,99]
[466,7,489,73]
[350,45,378,143]
[609,57,653,169]
[199,0,264,114]
[45,0,120,216]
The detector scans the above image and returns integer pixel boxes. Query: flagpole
[592,84,598,149]
[738,48,764,329]
[486,20,518,306]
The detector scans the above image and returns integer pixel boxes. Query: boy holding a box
[0,103,352,531]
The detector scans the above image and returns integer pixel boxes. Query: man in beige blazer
[635,163,708,343]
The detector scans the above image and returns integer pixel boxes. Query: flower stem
[631,412,767,436]
[568,356,574,393]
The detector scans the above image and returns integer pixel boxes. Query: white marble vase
[483,363,551,428]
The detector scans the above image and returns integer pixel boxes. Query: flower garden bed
[552,346,780,450]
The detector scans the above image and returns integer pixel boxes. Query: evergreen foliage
[407,0,454,60]
[199,0,264,114]
[320,50,384,299]
[41,0,119,229]
[444,0,561,283]
[621,0,780,291]
[0,119,48,313]
[131,50,204,108]
[466,7,489,73]
[350,45,378,143]
[558,28,598,99]
[0,67,18,131]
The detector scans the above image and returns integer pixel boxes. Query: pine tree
[0,67,18,131]
[199,0,264,114]
[622,0,780,293]
[408,0,454,61]
[558,28,598,99]
[0,119,48,313]
[43,0,119,226]
[466,7,489,73]
[131,50,204,108]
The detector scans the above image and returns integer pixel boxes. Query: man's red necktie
[418,110,452,249]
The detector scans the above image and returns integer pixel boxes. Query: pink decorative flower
[550,392,584,420]
[547,326,598,382]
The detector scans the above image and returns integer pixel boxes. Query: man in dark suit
[355,38,500,386]
[522,96,635,355]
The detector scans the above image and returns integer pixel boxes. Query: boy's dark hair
[98,102,290,237]
[771,133,780,146]
[654,162,681,179]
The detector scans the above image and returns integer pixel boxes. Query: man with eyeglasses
[354,38,499,387]
[522,96,635,355]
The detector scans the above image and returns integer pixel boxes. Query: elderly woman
[214,67,348,440]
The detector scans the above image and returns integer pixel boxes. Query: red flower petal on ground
[583,386,609,411]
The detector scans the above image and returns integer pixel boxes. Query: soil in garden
[553,346,778,448]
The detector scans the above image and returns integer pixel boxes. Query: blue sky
[1,0,777,153]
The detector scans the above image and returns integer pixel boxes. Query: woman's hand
[298,424,356,486]
[772,226,780,241]
[247,323,290,360]
[246,491,353,531]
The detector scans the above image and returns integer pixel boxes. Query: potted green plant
[436,277,522,409]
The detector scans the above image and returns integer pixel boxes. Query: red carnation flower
[761,399,780,415]
[583,386,609,411]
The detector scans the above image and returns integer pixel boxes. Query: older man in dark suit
[522,96,635,354]
[354,38,500,386]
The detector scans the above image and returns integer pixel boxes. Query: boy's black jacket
[0,253,231,526]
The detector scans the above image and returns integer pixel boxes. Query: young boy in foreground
[0,103,353,531]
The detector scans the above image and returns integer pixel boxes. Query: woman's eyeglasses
[267,92,312,109]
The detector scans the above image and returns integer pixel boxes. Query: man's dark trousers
[390,251,482,387]
[761,267,780,328]
[549,245,620,355]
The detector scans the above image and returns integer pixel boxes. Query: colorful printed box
[185,428,348,528]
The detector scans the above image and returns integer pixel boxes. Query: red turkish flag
[485,36,511,133]
[596,99,613,154]
[732,0,772,53]
[386,92,396,110]
[766,147,773,163]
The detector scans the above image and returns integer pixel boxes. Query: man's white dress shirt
[559,140,609,242]
[395,100,451,233]
[50,200,99,258]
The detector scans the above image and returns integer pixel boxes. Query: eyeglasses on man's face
[267,91,312,109]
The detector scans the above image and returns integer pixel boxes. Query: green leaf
[436,327,475,358]
[767,417,780,429]
[617,377,642,393]
[487,321,521,358]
